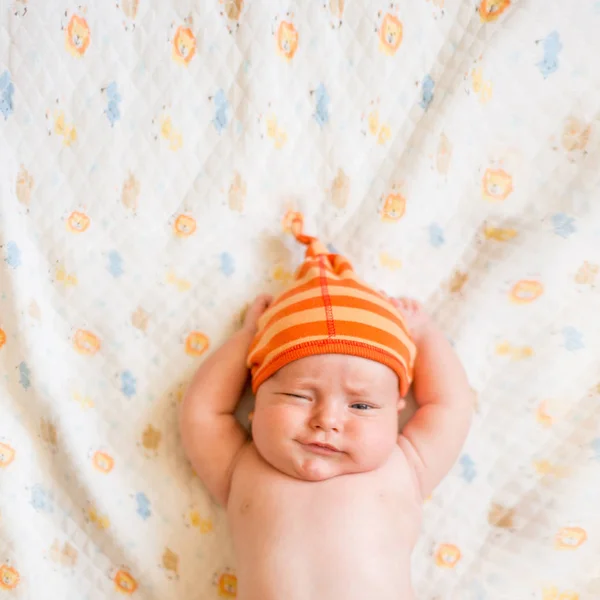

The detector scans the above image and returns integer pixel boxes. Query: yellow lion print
[87,503,110,530]
[378,13,403,55]
[381,193,406,222]
[536,400,554,427]
[363,102,391,145]
[276,21,299,60]
[0,442,16,468]
[73,390,94,409]
[479,0,511,23]
[379,252,402,271]
[574,261,599,285]
[172,25,197,65]
[265,114,288,149]
[114,569,138,594]
[187,509,214,533]
[166,271,192,291]
[55,263,78,286]
[555,527,587,550]
[542,586,579,600]
[49,109,77,146]
[470,67,493,103]
[448,270,468,294]
[64,14,91,57]
[488,503,515,528]
[533,460,569,479]
[0,564,20,590]
[495,341,534,360]
[141,424,161,453]
[482,168,513,202]
[16,165,34,206]
[483,224,518,242]
[272,264,294,284]
[434,543,461,568]
[158,114,183,151]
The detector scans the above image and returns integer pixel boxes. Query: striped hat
[247,215,417,396]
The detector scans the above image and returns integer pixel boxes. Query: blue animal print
[552,213,576,238]
[212,89,229,133]
[536,31,562,78]
[19,362,31,390]
[135,492,151,520]
[121,370,137,398]
[0,70,15,119]
[31,484,54,512]
[562,326,584,351]
[220,252,235,277]
[313,83,330,127]
[103,82,122,127]
[419,75,435,110]
[107,251,124,278]
[459,454,477,483]
[428,223,445,247]
[5,241,21,268]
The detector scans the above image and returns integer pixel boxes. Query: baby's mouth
[299,441,341,455]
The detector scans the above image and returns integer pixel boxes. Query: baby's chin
[265,451,369,482]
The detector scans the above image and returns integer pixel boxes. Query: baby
[180,217,473,600]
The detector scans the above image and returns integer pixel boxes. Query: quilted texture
[1,1,600,598]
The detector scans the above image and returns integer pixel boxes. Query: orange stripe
[274,273,383,308]
[250,320,413,369]
[259,294,408,335]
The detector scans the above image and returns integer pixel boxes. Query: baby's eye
[351,403,372,411]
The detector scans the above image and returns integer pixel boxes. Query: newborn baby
[180,217,473,600]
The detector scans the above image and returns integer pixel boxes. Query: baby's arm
[394,298,473,499]
[179,295,272,506]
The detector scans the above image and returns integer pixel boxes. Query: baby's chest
[229,451,421,543]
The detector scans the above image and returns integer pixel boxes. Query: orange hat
[247,215,417,396]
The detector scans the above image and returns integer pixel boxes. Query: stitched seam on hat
[319,255,336,338]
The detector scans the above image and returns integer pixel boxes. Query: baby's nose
[311,404,342,432]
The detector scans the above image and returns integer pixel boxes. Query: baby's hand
[389,297,432,344]
[242,294,273,334]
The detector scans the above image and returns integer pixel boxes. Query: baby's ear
[397,397,406,412]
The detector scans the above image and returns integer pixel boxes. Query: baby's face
[252,354,402,481]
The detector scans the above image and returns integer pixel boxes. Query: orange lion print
[555,526,587,550]
[378,13,403,55]
[0,565,20,590]
[172,25,197,65]
[185,332,210,357]
[0,328,6,349]
[509,280,544,304]
[73,329,101,355]
[482,168,513,202]
[114,569,138,594]
[0,442,16,468]
[276,21,299,60]
[65,14,91,57]
[92,451,115,474]
[381,193,406,222]
[479,0,511,23]
[434,543,461,568]
[216,572,238,598]
[66,211,90,233]
[173,214,197,238]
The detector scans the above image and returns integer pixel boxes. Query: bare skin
[180,295,473,600]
